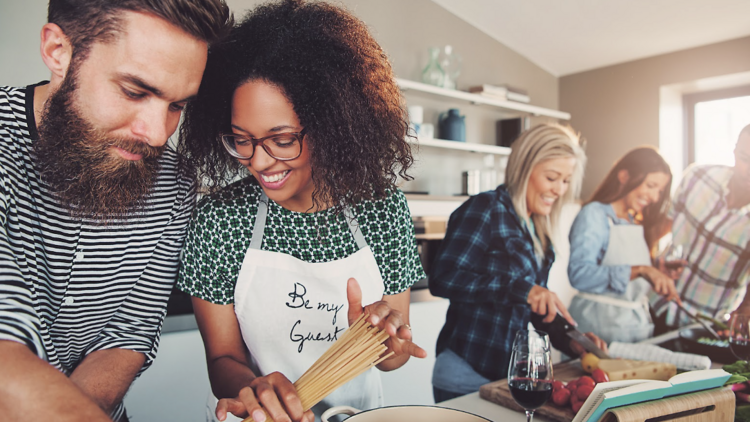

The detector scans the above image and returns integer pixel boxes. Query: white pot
[321,405,491,422]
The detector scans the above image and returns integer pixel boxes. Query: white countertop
[435,325,714,422]
[438,392,553,421]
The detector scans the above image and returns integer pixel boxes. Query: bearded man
[0,1,232,421]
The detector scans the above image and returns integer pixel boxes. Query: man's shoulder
[682,163,732,182]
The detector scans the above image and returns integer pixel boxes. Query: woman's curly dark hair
[178,0,414,211]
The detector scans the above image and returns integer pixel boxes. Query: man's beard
[35,71,166,223]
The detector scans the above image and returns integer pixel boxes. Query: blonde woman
[429,123,606,401]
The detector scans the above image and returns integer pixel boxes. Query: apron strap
[251,192,368,251]
[343,207,368,250]
[250,192,270,250]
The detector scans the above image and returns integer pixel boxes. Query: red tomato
[551,388,571,406]
[577,376,596,388]
[566,385,577,397]
[591,368,609,384]
[577,384,594,400]
[567,378,579,387]
[552,380,565,391]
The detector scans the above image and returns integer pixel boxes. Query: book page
[669,368,729,385]
[571,380,646,422]
[605,380,671,398]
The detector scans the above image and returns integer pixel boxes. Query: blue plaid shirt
[430,185,571,381]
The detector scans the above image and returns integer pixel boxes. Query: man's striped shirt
[0,84,196,417]
[650,164,750,326]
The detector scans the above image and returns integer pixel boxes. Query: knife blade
[565,329,610,359]
[551,312,611,359]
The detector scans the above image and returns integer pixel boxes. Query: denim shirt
[567,201,633,295]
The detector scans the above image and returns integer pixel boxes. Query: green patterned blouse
[178,178,426,304]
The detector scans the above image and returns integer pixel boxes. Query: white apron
[568,218,654,344]
[206,193,385,422]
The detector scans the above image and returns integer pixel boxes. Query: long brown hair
[588,146,672,254]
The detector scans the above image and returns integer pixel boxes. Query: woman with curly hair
[567,146,680,344]
[176,1,426,421]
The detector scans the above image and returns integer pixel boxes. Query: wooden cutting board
[479,361,586,422]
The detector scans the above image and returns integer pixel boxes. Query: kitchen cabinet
[396,78,570,196]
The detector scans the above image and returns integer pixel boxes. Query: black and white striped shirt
[0,84,196,416]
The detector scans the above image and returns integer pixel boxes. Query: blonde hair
[504,123,586,256]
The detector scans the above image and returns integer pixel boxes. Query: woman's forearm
[208,356,259,399]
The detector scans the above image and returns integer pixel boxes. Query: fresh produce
[548,374,605,414]
[551,387,571,406]
[722,360,750,422]
[695,312,730,331]
[591,368,609,383]
[580,352,600,373]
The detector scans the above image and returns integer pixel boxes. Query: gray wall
[560,35,750,198]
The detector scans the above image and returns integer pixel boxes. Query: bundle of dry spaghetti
[242,313,394,422]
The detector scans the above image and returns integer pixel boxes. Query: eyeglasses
[221,128,306,161]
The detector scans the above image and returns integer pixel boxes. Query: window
[685,86,750,166]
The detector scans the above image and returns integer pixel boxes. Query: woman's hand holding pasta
[216,372,313,422]
[346,278,428,365]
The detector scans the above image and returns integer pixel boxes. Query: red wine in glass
[730,314,750,361]
[662,243,686,272]
[664,261,684,271]
[509,378,553,410]
[508,330,553,422]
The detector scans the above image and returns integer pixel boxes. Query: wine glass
[729,313,750,361]
[661,242,686,271]
[508,330,553,422]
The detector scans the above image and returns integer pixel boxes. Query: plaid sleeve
[429,193,536,305]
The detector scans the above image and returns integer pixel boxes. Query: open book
[571,369,730,422]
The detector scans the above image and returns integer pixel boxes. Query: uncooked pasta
[242,313,394,421]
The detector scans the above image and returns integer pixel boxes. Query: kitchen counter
[436,325,723,421]
[439,392,552,421]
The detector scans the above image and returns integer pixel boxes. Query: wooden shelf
[409,136,511,155]
[396,78,571,120]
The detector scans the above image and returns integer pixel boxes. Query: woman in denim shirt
[568,147,680,344]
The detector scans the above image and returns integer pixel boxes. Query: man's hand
[569,332,608,357]
[527,285,575,324]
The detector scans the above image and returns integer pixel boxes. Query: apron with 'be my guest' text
[569,218,654,344]
[206,193,385,422]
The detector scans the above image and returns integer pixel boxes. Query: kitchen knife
[554,313,611,359]
[565,329,611,359]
